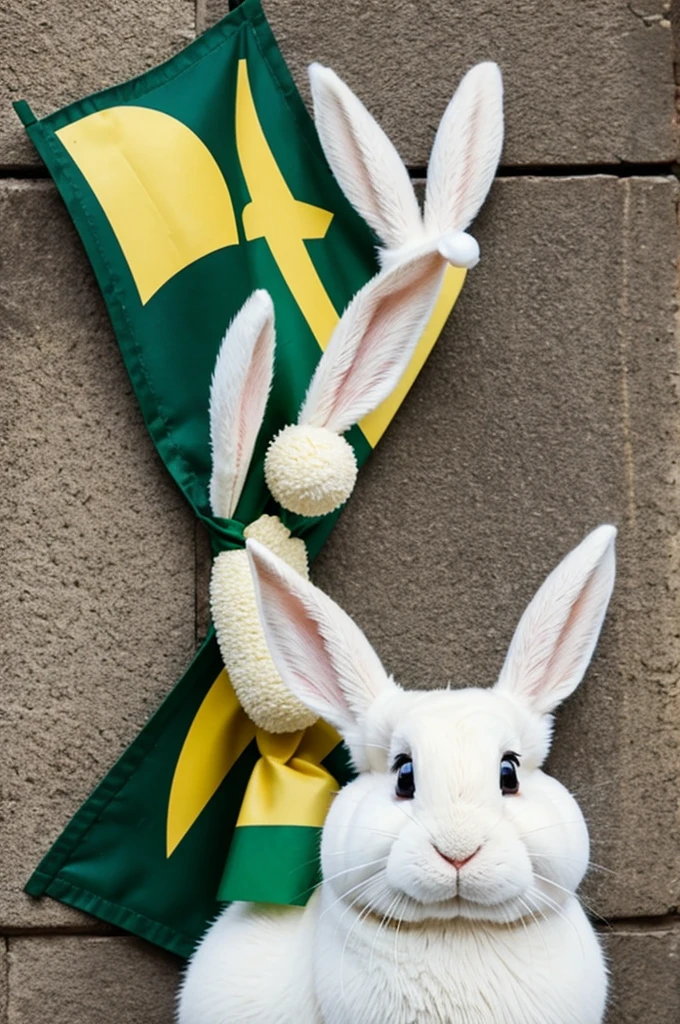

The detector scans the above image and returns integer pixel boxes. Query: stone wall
[1,0,679,1020]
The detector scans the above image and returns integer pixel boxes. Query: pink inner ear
[324,253,441,428]
[233,315,272,503]
[448,92,483,231]
[333,97,382,228]
[257,561,351,722]
[537,574,597,699]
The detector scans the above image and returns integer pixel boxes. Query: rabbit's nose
[435,845,482,871]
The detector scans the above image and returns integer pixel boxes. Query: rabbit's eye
[500,752,520,795]
[393,755,415,799]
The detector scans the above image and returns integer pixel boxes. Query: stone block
[0,939,7,1022]
[313,175,680,919]
[0,180,196,928]
[203,0,677,166]
[603,922,680,1022]
[7,937,180,1024]
[1,0,194,167]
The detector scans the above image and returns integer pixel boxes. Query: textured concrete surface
[7,937,181,1024]
[604,922,680,1022]
[202,0,678,167]
[4,1,677,169]
[314,175,680,920]
[3,926,679,1023]
[0,940,7,1023]
[1,0,194,167]
[0,181,197,929]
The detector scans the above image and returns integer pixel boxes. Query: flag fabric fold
[17,0,465,957]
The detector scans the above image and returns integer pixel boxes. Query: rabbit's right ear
[309,62,423,253]
[209,290,275,519]
[495,525,617,718]
[247,538,398,736]
[424,62,504,237]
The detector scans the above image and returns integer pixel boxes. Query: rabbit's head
[247,525,616,924]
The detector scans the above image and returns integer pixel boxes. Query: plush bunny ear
[300,249,445,433]
[495,525,617,717]
[247,538,396,735]
[209,290,275,519]
[309,62,423,253]
[424,62,504,237]
[264,250,446,517]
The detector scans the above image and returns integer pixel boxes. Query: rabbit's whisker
[369,890,403,971]
[340,879,389,1001]
[319,870,385,922]
[322,857,389,887]
[526,887,587,963]
[518,820,586,839]
[527,851,615,876]
[531,872,609,926]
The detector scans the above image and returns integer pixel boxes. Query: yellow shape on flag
[235,59,338,348]
[166,669,254,857]
[56,106,239,305]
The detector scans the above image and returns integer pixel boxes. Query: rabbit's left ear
[424,62,504,238]
[309,62,423,254]
[299,248,446,434]
[209,290,275,519]
[247,538,397,735]
[495,525,617,716]
[264,249,446,517]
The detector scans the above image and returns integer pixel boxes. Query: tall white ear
[424,62,504,236]
[309,62,423,252]
[209,290,275,519]
[247,538,396,734]
[495,525,617,716]
[299,249,446,433]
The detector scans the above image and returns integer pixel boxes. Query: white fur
[310,61,503,268]
[298,250,447,435]
[209,290,275,519]
[180,527,615,1024]
[424,62,504,238]
[309,63,423,253]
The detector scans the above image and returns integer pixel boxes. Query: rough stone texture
[3,927,679,1024]
[1,0,194,167]
[0,180,197,929]
[0,939,7,1023]
[201,0,678,167]
[603,922,680,1022]
[314,176,680,920]
[7,937,181,1024]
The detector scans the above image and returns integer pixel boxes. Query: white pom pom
[437,231,480,269]
[265,424,358,517]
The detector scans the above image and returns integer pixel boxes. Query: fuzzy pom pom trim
[210,515,317,733]
[264,424,358,517]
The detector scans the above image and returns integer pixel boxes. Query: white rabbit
[179,525,615,1024]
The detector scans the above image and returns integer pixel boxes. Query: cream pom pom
[210,515,317,733]
[264,424,358,517]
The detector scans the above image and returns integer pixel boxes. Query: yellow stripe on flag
[166,670,254,857]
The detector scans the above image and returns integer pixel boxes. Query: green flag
[16,0,465,958]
